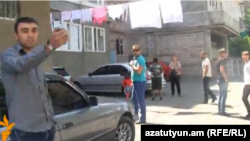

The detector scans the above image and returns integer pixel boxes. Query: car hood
[95,96,134,113]
[96,96,126,104]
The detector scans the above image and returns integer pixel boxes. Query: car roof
[53,67,65,69]
[100,63,130,67]
[0,73,66,81]
[103,63,129,66]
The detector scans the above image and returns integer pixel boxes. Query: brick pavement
[135,79,250,141]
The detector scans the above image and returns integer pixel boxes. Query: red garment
[122,78,132,101]
[92,7,108,25]
[122,78,133,88]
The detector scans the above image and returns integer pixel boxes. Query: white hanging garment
[50,13,53,24]
[71,10,82,21]
[122,4,129,21]
[81,9,92,23]
[159,0,183,23]
[61,11,71,22]
[107,4,124,20]
[129,0,162,29]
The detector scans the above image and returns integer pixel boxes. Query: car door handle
[62,122,73,129]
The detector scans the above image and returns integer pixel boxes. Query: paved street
[135,78,250,141]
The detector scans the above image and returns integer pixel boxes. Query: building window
[84,26,106,52]
[56,22,82,52]
[0,1,18,20]
[116,39,124,55]
[86,0,104,5]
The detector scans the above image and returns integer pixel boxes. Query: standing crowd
[129,45,250,124]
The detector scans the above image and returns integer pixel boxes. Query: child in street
[122,72,133,101]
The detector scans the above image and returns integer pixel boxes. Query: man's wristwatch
[47,44,55,51]
[46,39,55,51]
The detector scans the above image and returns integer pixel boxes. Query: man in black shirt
[215,48,229,116]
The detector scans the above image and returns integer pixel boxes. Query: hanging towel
[92,7,108,25]
[107,4,124,20]
[122,4,129,21]
[159,0,183,23]
[81,9,92,23]
[71,10,82,21]
[129,0,162,29]
[61,11,71,22]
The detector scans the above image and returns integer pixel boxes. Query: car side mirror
[88,73,92,76]
[89,96,98,106]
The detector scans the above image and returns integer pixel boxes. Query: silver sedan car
[0,74,135,141]
[74,63,166,93]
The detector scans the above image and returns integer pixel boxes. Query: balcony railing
[207,0,242,21]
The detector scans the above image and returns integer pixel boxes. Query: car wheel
[115,116,135,141]
[74,82,83,90]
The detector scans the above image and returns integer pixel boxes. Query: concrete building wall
[123,29,212,76]
[50,1,111,78]
[109,0,239,77]
[0,1,53,72]
[245,1,250,8]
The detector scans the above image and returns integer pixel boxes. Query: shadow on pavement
[210,103,233,108]
[146,78,211,109]
[174,111,212,115]
[146,110,168,114]
[212,113,239,116]
[226,115,250,121]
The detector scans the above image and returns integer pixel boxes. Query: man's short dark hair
[14,17,38,34]
[153,57,158,63]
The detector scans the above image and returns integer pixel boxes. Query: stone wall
[122,29,212,76]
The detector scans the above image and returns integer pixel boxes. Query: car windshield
[53,68,69,76]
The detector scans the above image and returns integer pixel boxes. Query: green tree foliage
[229,36,250,57]
[229,9,250,57]
[244,9,250,31]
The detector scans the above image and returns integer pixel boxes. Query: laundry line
[50,0,183,29]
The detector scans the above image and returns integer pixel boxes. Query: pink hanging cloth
[92,7,108,25]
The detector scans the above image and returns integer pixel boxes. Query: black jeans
[203,77,216,102]
[242,85,250,114]
[170,75,181,95]
[10,127,55,141]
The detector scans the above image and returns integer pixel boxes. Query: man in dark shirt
[149,57,163,100]
[215,48,229,116]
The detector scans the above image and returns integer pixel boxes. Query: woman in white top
[169,55,182,96]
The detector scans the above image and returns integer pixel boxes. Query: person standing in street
[200,51,217,104]
[149,57,163,100]
[216,48,229,116]
[241,51,250,119]
[169,55,182,97]
[1,17,68,141]
[130,44,147,124]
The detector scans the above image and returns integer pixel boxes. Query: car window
[47,81,88,115]
[109,65,128,75]
[53,68,69,76]
[0,82,7,126]
[92,66,110,75]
